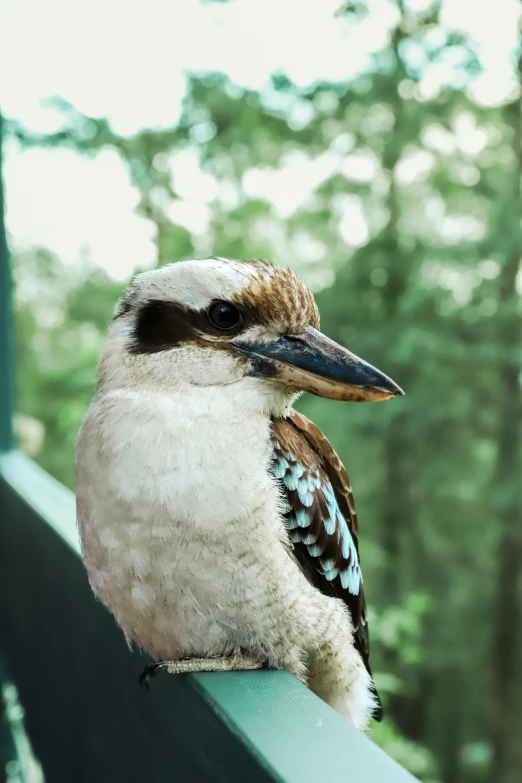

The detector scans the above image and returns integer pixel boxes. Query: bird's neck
[92,381,283,531]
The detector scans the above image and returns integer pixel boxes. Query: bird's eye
[207,301,243,331]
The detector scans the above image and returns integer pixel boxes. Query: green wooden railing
[0,113,418,782]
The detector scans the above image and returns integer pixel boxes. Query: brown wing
[270,409,382,721]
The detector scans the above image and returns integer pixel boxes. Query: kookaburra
[76,258,403,731]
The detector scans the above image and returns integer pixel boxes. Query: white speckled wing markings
[270,409,383,721]
[272,436,362,595]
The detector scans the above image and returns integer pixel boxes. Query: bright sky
[0,0,520,280]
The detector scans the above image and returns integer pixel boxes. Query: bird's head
[101,258,403,413]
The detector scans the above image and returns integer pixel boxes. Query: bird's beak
[235,326,404,402]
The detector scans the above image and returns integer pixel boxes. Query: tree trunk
[489,22,522,783]
[379,11,427,742]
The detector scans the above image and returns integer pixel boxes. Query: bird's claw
[139,661,171,689]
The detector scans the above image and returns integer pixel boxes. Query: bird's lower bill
[235,326,404,402]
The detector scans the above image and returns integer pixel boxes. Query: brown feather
[271,411,383,721]
[289,409,359,533]
[227,260,320,334]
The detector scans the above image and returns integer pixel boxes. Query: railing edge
[0,449,79,553]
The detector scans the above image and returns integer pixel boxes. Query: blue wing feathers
[272,442,362,597]
[270,411,383,722]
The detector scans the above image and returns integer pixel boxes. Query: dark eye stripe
[128,299,248,354]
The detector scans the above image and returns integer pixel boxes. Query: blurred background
[1,0,521,781]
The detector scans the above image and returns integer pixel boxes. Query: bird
[75,257,403,732]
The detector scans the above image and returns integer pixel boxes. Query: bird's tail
[363,657,383,722]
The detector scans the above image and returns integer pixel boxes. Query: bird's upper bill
[116,257,404,403]
[235,326,403,402]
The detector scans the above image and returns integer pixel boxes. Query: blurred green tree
[6,1,522,781]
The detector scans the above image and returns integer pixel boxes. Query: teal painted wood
[0,110,15,452]
[194,670,419,782]
[0,450,80,551]
[0,450,419,782]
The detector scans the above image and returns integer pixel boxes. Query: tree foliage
[6,2,522,781]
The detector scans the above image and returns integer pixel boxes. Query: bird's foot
[139,656,264,688]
